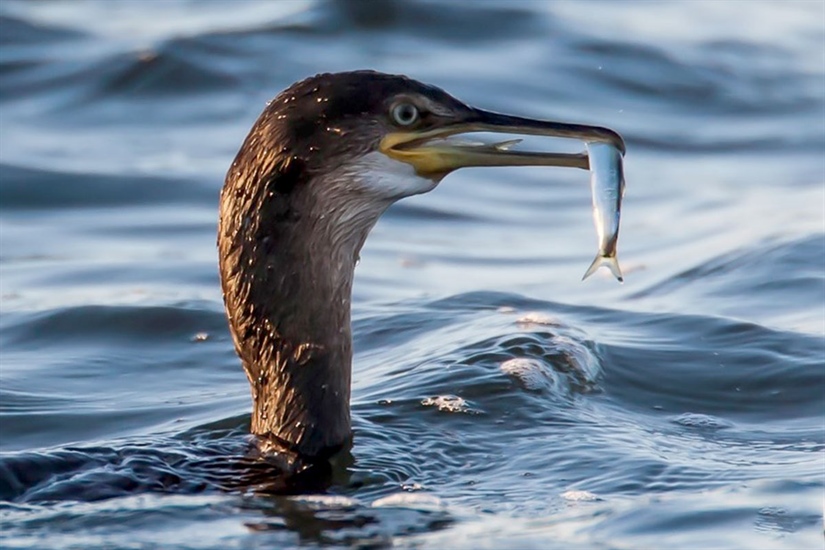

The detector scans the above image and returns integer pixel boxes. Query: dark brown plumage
[218,71,466,460]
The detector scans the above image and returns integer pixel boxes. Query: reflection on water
[1,0,823,548]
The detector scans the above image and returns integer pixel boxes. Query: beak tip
[597,128,626,156]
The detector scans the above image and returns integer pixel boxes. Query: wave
[0,14,84,46]
[630,235,825,332]
[0,302,225,348]
[0,164,216,210]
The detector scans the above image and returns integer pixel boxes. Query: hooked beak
[380,108,625,178]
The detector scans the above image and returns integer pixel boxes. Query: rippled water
[1,0,824,548]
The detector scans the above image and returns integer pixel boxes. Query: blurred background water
[1,0,823,548]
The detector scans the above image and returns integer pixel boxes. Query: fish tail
[582,254,624,283]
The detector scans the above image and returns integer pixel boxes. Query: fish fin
[582,254,624,283]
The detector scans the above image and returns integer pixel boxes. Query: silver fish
[582,141,625,282]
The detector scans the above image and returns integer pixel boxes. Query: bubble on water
[421,395,475,413]
[500,358,564,392]
[515,312,562,326]
[552,335,601,385]
[372,493,444,511]
[191,332,209,342]
[290,495,360,509]
[671,412,732,430]
[561,490,600,502]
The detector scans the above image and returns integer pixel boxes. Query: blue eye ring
[391,102,419,126]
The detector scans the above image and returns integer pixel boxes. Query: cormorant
[218,70,624,465]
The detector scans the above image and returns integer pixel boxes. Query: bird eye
[391,102,419,126]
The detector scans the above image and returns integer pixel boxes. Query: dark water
[1,0,824,547]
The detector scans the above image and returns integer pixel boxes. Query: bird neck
[218,159,388,460]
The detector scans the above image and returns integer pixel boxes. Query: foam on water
[500,357,563,392]
[421,395,476,414]
[371,493,445,510]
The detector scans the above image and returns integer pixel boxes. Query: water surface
[1,0,824,548]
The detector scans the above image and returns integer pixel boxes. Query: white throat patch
[311,151,440,255]
[350,151,439,201]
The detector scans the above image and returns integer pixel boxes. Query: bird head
[232,70,624,211]
[219,70,626,460]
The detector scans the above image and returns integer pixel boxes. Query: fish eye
[391,102,419,126]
